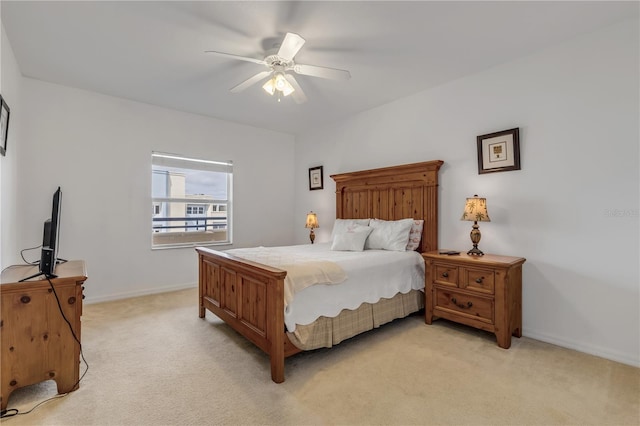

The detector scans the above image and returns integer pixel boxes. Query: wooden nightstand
[422,251,526,349]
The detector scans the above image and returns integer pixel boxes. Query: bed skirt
[286,289,424,351]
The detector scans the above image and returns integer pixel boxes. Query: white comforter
[225,243,425,332]
[222,245,348,306]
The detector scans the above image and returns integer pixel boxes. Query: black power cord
[1,245,43,274]
[0,275,89,419]
[20,244,42,265]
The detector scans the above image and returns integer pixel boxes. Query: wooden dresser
[422,251,525,348]
[1,260,87,410]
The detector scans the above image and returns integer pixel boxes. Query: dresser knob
[442,272,449,278]
[476,277,483,284]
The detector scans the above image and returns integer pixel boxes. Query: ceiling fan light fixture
[262,72,295,98]
[262,78,276,95]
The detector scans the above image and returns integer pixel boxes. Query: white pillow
[331,218,371,240]
[365,218,415,251]
[331,225,373,251]
[405,220,424,251]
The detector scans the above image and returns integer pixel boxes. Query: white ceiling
[2,1,637,135]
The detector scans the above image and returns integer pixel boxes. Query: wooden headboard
[330,160,443,253]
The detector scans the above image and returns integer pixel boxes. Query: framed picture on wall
[309,166,324,190]
[0,95,9,157]
[477,127,520,174]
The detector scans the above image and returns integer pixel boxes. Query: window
[151,152,232,249]
[186,205,205,215]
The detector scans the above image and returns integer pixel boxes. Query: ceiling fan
[205,32,351,104]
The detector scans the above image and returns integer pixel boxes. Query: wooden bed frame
[197,160,443,383]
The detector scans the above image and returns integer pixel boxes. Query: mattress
[225,242,425,331]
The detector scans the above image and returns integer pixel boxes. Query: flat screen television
[41,186,62,277]
[20,187,62,281]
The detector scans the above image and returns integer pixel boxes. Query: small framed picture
[0,95,9,157]
[477,127,520,174]
[308,166,324,190]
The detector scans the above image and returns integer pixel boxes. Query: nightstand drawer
[434,264,458,287]
[463,268,495,295]
[434,289,494,323]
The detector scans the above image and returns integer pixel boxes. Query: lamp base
[467,246,484,256]
[309,229,315,244]
[468,221,484,255]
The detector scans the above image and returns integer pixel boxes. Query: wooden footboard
[196,246,301,383]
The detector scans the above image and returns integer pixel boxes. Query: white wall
[18,79,295,302]
[0,22,22,270]
[294,19,639,367]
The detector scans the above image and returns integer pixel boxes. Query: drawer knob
[442,272,449,278]
[475,277,483,284]
[451,297,473,309]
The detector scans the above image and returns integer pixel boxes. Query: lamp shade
[461,195,490,222]
[262,78,276,95]
[305,212,319,229]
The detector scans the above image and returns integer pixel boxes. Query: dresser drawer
[463,268,495,295]
[434,288,494,323]
[434,264,458,287]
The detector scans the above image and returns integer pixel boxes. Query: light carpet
[3,288,639,425]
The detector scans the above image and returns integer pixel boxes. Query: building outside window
[186,205,206,215]
[151,152,232,249]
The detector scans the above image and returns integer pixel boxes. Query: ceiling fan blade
[230,71,272,93]
[277,32,306,61]
[294,63,351,81]
[205,50,266,65]
[284,74,307,104]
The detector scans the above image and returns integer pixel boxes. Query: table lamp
[461,195,490,256]
[305,211,319,244]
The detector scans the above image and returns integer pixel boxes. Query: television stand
[18,271,57,282]
[1,260,87,410]
[18,259,67,282]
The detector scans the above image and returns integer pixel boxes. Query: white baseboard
[84,282,197,305]
[523,328,640,368]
